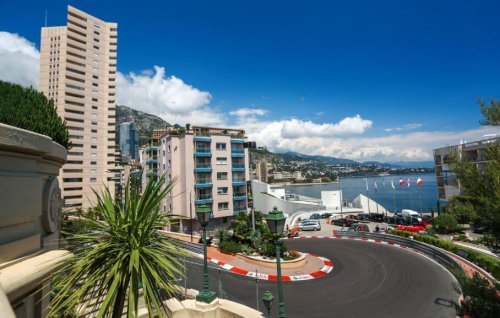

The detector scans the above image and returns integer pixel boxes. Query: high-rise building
[39,6,118,209]
[158,126,249,230]
[433,136,499,201]
[119,122,139,161]
[256,161,268,182]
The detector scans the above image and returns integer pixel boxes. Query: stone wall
[0,123,67,317]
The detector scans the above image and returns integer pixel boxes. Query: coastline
[270,181,339,187]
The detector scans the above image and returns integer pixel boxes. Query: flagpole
[409,185,413,210]
[383,178,388,217]
[365,178,371,214]
[401,180,405,210]
[392,186,396,213]
[418,185,422,215]
[339,176,343,219]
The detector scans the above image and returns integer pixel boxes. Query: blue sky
[0,0,499,161]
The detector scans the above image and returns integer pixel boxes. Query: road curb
[192,252,334,281]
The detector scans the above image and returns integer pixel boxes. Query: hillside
[116,105,168,145]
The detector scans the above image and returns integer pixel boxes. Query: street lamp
[266,206,286,318]
[262,291,274,318]
[195,204,217,304]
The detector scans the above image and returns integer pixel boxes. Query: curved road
[184,239,459,318]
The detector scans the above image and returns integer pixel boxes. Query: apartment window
[93,83,98,87]
[64,187,82,191]
[94,23,100,28]
[90,169,97,173]
[94,31,100,36]
[168,145,171,152]
[216,157,227,165]
[63,178,83,183]
[67,160,83,164]
[92,106,98,110]
[93,45,99,50]
[217,172,228,180]
[65,195,83,199]
[93,75,98,79]
[91,120,98,125]
[216,143,226,150]
[92,98,98,102]
[91,129,97,133]
[217,187,228,194]
[68,152,83,156]
[63,169,83,173]
[91,137,97,142]
[91,161,97,165]
[218,202,229,210]
[91,145,97,149]
[90,153,97,157]
[90,177,97,183]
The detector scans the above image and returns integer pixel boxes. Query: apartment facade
[39,6,118,209]
[158,126,250,230]
[256,161,268,182]
[433,136,499,201]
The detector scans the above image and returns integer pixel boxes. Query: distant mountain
[361,161,401,168]
[116,105,169,145]
[277,151,359,165]
[386,161,435,168]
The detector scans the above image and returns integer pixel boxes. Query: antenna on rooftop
[45,9,48,27]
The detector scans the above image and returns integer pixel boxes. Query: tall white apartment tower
[39,6,118,209]
[158,126,250,231]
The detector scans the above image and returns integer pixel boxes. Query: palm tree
[50,175,186,317]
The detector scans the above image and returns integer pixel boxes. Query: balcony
[194,148,212,157]
[231,149,244,157]
[194,163,212,172]
[230,139,245,144]
[233,208,247,215]
[195,179,213,188]
[146,171,155,178]
[233,193,247,201]
[146,159,158,165]
[194,136,212,142]
[232,163,245,172]
[195,193,213,204]
[232,178,246,186]
[145,146,158,154]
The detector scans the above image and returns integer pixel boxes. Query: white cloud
[237,114,498,162]
[281,115,373,138]
[116,66,224,125]
[384,122,422,132]
[0,32,39,88]
[229,108,268,117]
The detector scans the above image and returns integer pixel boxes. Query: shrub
[388,230,500,280]
[260,241,287,258]
[0,81,71,149]
[433,214,459,234]
[218,240,241,255]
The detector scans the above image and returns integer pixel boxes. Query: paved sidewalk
[202,246,333,281]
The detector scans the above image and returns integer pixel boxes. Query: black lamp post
[266,206,286,318]
[195,204,217,304]
[262,290,274,318]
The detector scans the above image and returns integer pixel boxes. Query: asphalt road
[182,239,459,318]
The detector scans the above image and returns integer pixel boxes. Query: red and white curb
[192,253,333,281]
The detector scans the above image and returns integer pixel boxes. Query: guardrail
[332,231,463,273]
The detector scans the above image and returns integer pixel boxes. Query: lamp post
[266,206,286,318]
[195,204,217,304]
[262,291,274,318]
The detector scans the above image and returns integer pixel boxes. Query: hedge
[388,230,500,280]
[218,240,241,255]
[0,81,71,149]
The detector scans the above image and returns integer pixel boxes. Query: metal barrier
[333,231,463,273]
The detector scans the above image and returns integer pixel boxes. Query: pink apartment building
[159,126,250,230]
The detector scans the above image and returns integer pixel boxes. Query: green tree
[0,81,71,149]
[447,198,477,225]
[479,98,500,126]
[50,175,186,317]
[451,98,500,246]
[454,271,500,318]
[433,214,459,234]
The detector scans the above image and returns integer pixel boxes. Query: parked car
[472,224,490,234]
[357,214,370,223]
[348,224,369,232]
[309,213,321,220]
[299,220,321,231]
[376,225,394,233]
[320,212,333,219]
[369,213,385,222]
[333,218,354,227]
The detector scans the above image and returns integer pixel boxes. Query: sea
[280,173,438,213]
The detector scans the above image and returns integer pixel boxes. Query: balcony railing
[232,163,245,168]
[196,179,212,184]
[196,163,211,168]
[197,194,212,200]
[231,149,244,154]
[233,178,246,182]
[233,192,246,197]
[196,148,211,153]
